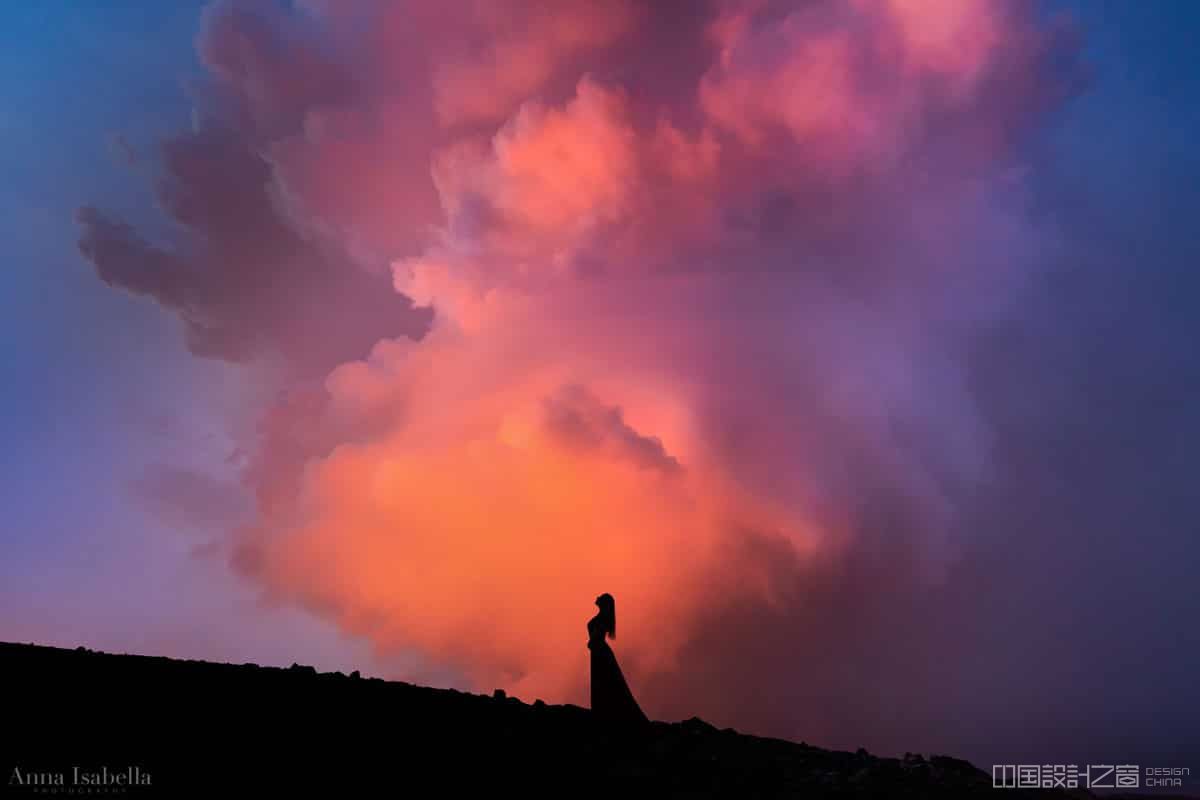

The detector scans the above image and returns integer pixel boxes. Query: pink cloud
[81,0,1085,746]
[431,1,635,126]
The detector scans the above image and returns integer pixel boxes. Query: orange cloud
[237,305,818,702]
[176,0,1082,727]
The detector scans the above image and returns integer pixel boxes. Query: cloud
[430,1,635,127]
[542,384,683,476]
[88,0,1200,768]
[196,0,353,139]
[76,2,432,376]
[130,462,251,531]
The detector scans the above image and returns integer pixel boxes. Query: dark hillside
[2,642,1089,798]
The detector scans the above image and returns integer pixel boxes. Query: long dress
[588,613,649,727]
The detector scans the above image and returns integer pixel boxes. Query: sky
[1,0,1197,775]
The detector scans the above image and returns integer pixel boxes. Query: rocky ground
[3,641,1095,798]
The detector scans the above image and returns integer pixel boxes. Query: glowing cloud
[81,0,1082,740]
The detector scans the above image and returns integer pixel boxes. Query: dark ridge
[3,642,1090,798]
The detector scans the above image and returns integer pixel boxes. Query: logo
[8,765,152,795]
[991,764,1190,790]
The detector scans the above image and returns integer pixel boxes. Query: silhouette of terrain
[3,641,1094,798]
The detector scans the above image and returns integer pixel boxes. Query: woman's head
[595,593,616,638]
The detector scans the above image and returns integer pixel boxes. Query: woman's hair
[595,593,616,639]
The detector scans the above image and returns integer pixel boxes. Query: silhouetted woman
[588,593,649,728]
